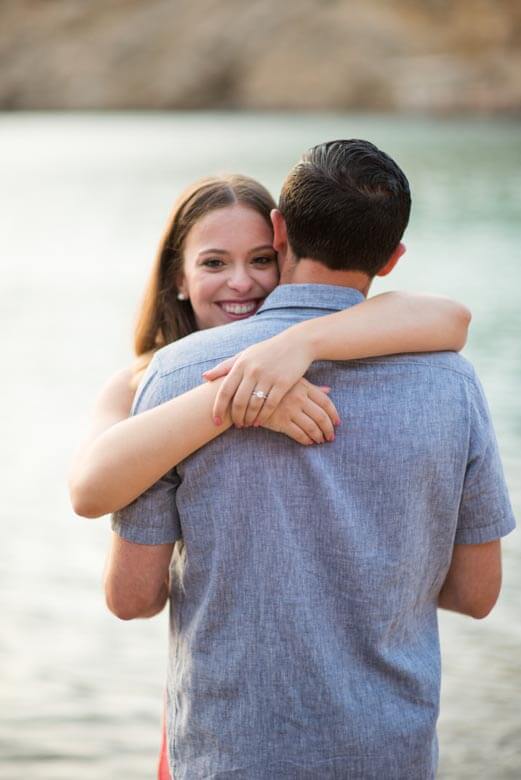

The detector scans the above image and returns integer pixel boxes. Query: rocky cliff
[1,0,520,112]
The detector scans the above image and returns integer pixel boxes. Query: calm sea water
[1,113,520,779]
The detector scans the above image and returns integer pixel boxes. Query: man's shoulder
[153,318,270,378]
[385,350,477,382]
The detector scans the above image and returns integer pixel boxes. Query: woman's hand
[202,329,320,428]
[261,378,339,445]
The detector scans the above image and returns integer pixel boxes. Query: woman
[69,174,470,518]
[68,174,470,779]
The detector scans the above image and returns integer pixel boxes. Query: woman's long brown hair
[131,175,277,388]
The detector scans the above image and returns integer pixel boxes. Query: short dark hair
[278,139,411,276]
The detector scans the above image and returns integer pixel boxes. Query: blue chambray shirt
[113,284,515,780]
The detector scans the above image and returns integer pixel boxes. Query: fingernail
[327,434,335,442]
[213,416,222,426]
[335,419,341,426]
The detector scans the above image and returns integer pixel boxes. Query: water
[1,112,520,779]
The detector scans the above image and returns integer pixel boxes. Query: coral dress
[157,715,170,780]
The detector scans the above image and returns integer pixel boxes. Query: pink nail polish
[214,416,222,426]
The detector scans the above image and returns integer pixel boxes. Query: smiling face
[178,203,279,330]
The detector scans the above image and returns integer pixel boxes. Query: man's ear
[271,209,288,255]
[376,242,406,278]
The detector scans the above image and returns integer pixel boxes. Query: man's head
[275,139,411,284]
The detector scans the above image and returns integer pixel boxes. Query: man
[108,140,515,778]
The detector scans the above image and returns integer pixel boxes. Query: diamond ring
[251,390,269,400]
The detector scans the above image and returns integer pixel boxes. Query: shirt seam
[155,351,476,384]
[112,501,181,543]
[457,513,514,532]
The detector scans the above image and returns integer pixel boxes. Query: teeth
[220,301,257,315]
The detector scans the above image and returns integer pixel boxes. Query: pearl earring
[177,292,187,301]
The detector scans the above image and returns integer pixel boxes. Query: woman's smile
[215,298,264,319]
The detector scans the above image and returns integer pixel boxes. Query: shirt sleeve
[111,357,182,545]
[455,373,516,544]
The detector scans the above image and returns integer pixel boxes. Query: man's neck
[280,258,371,297]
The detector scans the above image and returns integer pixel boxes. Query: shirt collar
[256,283,366,315]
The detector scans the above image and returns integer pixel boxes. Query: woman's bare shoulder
[95,366,136,416]
[102,366,134,390]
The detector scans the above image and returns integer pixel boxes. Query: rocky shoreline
[2,0,520,113]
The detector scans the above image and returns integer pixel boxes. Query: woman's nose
[227,266,254,294]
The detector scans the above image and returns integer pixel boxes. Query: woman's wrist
[286,317,325,364]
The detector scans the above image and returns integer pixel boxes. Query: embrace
[70,139,515,779]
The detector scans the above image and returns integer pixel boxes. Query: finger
[203,355,240,381]
[292,411,325,444]
[251,387,287,427]
[244,387,272,428]
[306,386,341,426]
[302,400,335,441]
[212,370,243,424]
[284,422,314,446]
[230,378,258,427]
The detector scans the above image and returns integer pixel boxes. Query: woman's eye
[252,256,275,266]
[202,258,224,269]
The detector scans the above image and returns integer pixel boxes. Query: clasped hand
[202,331,340,446]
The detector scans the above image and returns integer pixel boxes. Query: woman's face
[178,204,279,330]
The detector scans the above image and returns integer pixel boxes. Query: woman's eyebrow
[197,248,228,256]
[248,244,276,253]
[197,244,275,257]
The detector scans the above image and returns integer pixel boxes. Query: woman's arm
[69,373,338,519]
[205,291,472,427]
[69,376,233,518]
[69,368,136,514]
[70,291,469,518]
[69,367,135,489]
[296,290,471,360]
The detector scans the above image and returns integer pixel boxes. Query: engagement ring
[251,390,269,400]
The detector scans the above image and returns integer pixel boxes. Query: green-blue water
[1,113,520,779]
